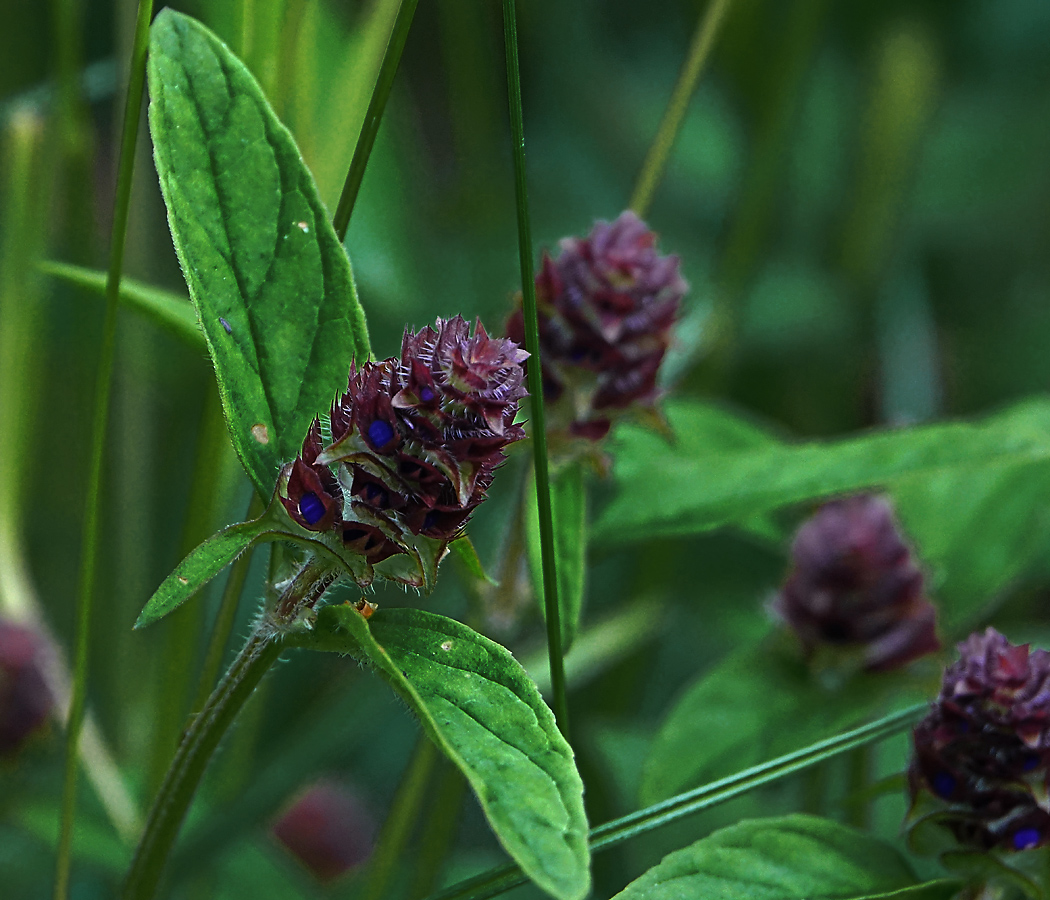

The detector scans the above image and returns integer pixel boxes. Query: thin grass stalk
[501,0,569,740]
[357,737,439,900]
[332,0,419,242]
[0,114,139,842]
[54,0,154,895]
[629,0,733,218]
[409,760,467,899]
[424,703,926,900]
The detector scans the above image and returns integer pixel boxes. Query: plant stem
[501,0,569,740]
[54,0,153,896]
[332,0,419,242]
[357,736,438,900]
[424,703,925,900]
[629,0,733,219]
[122,627,283,900]
[123,557,337,899]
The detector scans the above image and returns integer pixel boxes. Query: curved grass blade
[295,605,591,900]
[147,9,371,498]
[39,260,203,350]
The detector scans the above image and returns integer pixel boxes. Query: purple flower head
[771,494,940,672]
[506,211,686,442]
[909,629,1050,852]
[0,620,53,756]
[277,317,527,590]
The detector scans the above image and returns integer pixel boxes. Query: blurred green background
[3,0,1050,897]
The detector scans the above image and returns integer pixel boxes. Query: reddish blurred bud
[0,620,52,756]
[909,628,1050,852]
[507,210,686,442]
[771,494,940,672]
[272,780,375,882]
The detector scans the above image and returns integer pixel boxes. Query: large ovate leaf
[611,814,958,900]
[596,398,1050,545]
[294,605,590,900]
[601,398,1050,634]
[148,9,370,497]
[639,636,929,805]
[526,461,587,650]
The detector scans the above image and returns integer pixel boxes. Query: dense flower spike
[771,494,940,671]
[909,629,1050,851]
[0,620,53,756]
[506,210,686,442]
[277,317,527,589]
[272,780,375,881]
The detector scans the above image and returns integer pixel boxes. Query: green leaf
[893,459,1050,634]
[602,399,1050,635]
[639,637,926,805]
[38,260,204,350]
[295,605,591,900]
[596,397,1050,546]
[135,518,275,629]
[526,461,587,650]
[147,9,371,498]
[611,814,958,900]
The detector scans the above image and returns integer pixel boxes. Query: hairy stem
[55,0,153,895]
[123,557,337,899]
[122,627,283,900]
[501,0,569,740]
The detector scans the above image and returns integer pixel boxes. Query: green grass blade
[54,0,154,896]
[39,260,203,349]
[629,0,733,218]
[501,0,569,740]
[331,0,419,242]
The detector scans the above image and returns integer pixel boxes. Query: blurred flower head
[909,628,1050,852]
[506,210,686,443]
[278,316,527,590]
[771,494,939,672]
[272,780,375,882]
[0,620,52,756]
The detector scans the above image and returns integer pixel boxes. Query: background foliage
[3,0,1050,897]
